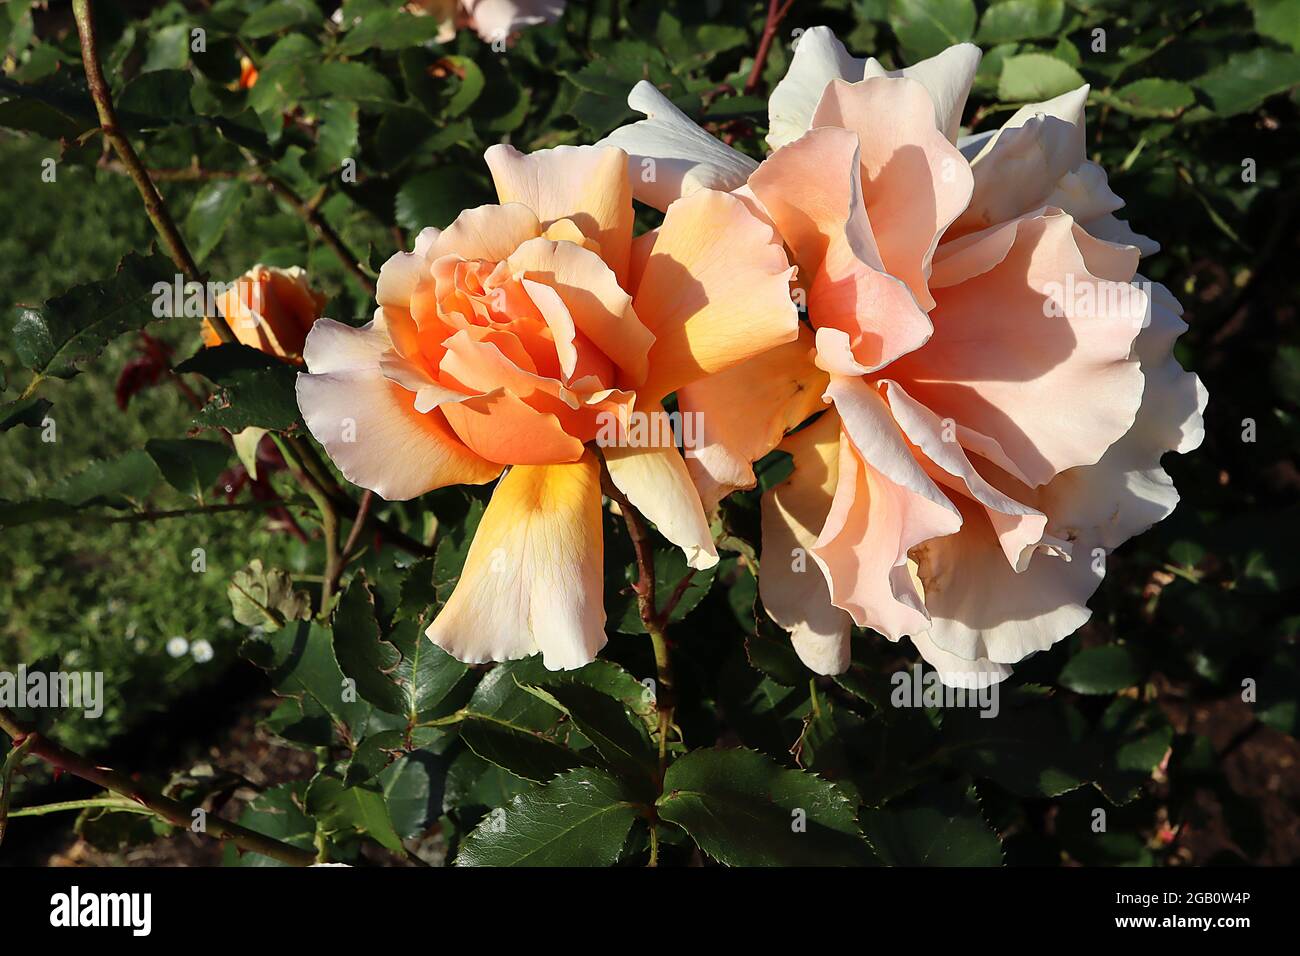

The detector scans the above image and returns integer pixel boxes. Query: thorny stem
[745,0,796,95]
[71,0,237,346]
[601,463,689,867]
[0,708,315,865]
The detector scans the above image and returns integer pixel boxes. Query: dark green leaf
[11,251,173,379]
[860,779,1002,866]
[1058,644,1143,695]
[459,714,588,783]
[657,747,872,866]
[455,768,642,866]
[145,437,230,500]
[185,180,252,263]
[998,52,1085,102]
[176,343,303,431]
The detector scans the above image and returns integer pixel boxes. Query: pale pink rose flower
[599,28,1207,687]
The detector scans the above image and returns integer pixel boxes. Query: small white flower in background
[165,637,189,658]
[190,639,215,664]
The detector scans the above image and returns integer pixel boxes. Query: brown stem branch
[0,709,315,865]
[71,0,237,346]
[745,0,796,95]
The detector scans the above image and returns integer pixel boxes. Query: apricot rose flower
[601,30,1207,686]
[201,265,326,362]
[295,144,797,668]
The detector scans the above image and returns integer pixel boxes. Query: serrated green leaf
[305,772,404,852]
[859,779,1002,866]
[889,0,977,60]
[242,0,322,38]
[228,559,313,628]
[176,343,303,431]
[11,251,173,379]
[455,768,642,866]
[225,782,315,866]
[459,713,588,783]
[1196,48,1300,116]
[521,680,656,789]
[657,747,872,866]
[395,167,493,231]
[975,0,1063,44]
[333,575,406,715]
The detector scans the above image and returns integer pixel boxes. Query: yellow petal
[426,450,607,669]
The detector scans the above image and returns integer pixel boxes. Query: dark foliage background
[0,0,1297,866]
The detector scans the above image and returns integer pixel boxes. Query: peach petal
[889,210,1145,487]
[911,493,1102,666]
[766,26,866,150]
[485,144,634,287]
[863,43,981,144]
[506,237,654,387]
[597,80,759,211]
[634,189,798,401]
[296,321,501,500]
[817,376,962,640]
[603,436,719,571]
[748,126,932,369]
[759,409,854,674]
[676,325,828,511]
[811,77,973,311]
[428,202,543,263]
[440,388,585,466]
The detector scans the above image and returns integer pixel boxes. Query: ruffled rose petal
[816,376,962,640]
[428,203,543,264]
[759,410,853,674]
[676,325,827,511]
[909,631,1012,689]
[604,434,719,571]
[426,450,607,670]
[484,144,634,286]
[597,80,759,212]
[1036,280,1207,549]
[296,320,501,500]
[811,77,973,310]
[766,26,865,150]
[634,189,798,401]
[951,85,1142,248]
[506,237,654,387]
[882,380,1057,572]
[889,210,1145,487]
[748,125,932,370]
[912,493,1103,666]
[862,43,981,144]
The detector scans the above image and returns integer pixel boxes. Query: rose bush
[602,31,1208,686]
[0,0,1295,872]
